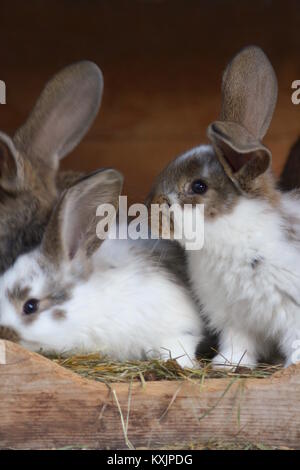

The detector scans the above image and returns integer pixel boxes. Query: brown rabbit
[0,61,103,273]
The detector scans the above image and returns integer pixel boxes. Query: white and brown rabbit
[148,45,300,369]
[0,169,202,366]
[0,61,103,274]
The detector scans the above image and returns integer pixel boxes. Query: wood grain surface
[0,340,299,449]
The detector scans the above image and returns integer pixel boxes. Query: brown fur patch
[6,283,38,325]
[6,285,30,304]
[0,326,20,342]
[148,147,240,234]
[280,206,300,247]
[52,308,67,320]
[250,172,280,207]
[37,286,72,313]
[21,287,72,324]
[55,171,85,192]
[149,196,175,239]
[46,286,72,306]
[6,278,72,325]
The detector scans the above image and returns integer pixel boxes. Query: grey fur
[0,61,103,274]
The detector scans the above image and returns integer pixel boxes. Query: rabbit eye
[191,179,207,195]
[23,299,39,315]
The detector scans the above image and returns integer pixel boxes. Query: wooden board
[0,339,299,449]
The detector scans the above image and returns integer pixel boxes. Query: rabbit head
[0,61,103,273]
[0,169,123,353]
[147,46,279,240]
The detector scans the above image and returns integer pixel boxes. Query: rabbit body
[0,237,201,366]
[186,177,300,368]
[0,171,202,367]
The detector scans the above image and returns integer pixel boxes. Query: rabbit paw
[211,353,256,371]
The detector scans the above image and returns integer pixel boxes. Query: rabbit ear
[13,61,103,168]
[0,131,24,191]
[208,122,271,193]
[42,169,123,264]
[208,46,276,193]
[220,46,278,139]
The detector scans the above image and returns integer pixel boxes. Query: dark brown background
[0,0,299,202]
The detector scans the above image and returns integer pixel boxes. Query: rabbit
[0,60,103,274]
[0,169,203,367]
[147,45,300,369]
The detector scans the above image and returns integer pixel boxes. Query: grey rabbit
[0,61,103,273]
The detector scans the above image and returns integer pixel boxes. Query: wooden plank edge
[0,339,299,449]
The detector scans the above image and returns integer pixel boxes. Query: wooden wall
[0,0,299,201]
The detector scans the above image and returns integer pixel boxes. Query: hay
[47,354,287,450]
[49,353,282,384]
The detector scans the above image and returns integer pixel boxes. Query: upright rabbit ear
[13,61,103,169]
[207,46,278,193]
[42,169,123,265]
[220,46,278,139]
[0,131,24,192]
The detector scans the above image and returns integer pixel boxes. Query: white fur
[173,194,300,368]
[0,237,202,368]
